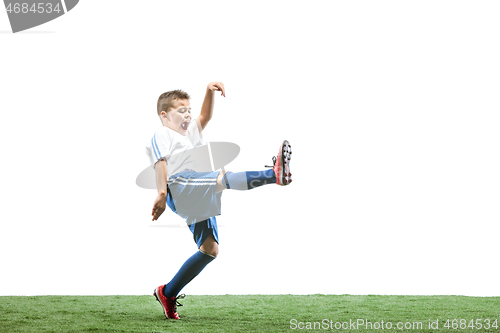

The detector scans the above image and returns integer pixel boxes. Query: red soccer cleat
[267,140,292,186]
[153,285,185,320]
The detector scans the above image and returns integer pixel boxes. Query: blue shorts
[188,216,219,248]
[167,170,222,224]
[166,170,221,247]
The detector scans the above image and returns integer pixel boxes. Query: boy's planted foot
[154,285,185,319]
[266,140,292,185]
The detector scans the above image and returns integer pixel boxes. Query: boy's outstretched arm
[152,158,168,221]
[198,82,225,131]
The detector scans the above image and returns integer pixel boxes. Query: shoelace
[264,156,277,168]
[168,294,185,312]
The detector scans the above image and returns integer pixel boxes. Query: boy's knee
[209,247,219,258]
[200,237,219,258]
[200,247,218,258]
[216,170,229,193]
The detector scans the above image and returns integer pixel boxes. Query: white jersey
[146,119,205,178]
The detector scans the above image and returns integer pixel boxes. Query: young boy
[146,82,292,320]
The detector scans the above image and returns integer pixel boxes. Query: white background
[1,1,499,296]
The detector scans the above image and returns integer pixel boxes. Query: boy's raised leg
[217,140,292,191]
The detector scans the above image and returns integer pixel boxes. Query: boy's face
[161,99,192,135]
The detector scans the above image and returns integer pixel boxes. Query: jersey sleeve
[149,129,171,167]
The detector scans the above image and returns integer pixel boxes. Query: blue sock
[163,250,215,298]
[223,169,276,190]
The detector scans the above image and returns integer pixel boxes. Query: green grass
[1,295,499,332]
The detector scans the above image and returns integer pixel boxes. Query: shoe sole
[278,140,292,185]
[153,288,168,319]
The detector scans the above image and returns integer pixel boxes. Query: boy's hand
[199,82,225,130]
[151,193,166,221]
[207,82,225,97]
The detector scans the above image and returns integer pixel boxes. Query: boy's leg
[217,140,292,191]
[199,234,219,257]
[154,245,215,320]
[163,235,217,298]
[220,169,276,190]
[154,220,218,319]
